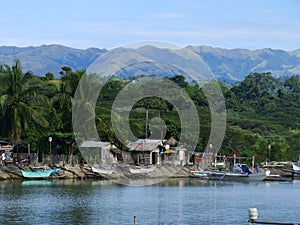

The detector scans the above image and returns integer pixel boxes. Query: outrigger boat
[293,164,300,174]
[129,165,155,174]
[91,166,114,175]
[292,156,300,174]
[191,164,270,181]
[206,164,270,181]
[21,168,60,179]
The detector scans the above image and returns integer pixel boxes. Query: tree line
[0,60,299,163]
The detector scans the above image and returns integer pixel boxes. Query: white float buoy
[248,208,258,220]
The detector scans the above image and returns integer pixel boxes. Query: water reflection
[0,179,300,224]
[22,180,55,186]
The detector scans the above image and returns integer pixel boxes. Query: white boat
[293,164,300,174]
[207,164,270,181]
[190,171,209,179]
[129,165,155,174]
[91,166,113,175]
[293,156,300,174]
[226,171,270,181]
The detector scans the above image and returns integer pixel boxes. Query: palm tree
[51,69,101,157]
[52,68,88,131]
[61,68,86,96]
[0,60,49,144]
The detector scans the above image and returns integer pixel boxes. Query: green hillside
[0,61,299,163]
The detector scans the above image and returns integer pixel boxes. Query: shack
[0,140,14,164]
[80,140,121,165]
[127,139,164,165]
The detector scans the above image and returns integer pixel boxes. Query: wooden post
[134,216,136,225]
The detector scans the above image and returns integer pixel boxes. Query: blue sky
[0,0,299,50]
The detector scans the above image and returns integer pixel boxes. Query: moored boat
[129,165,155,174]
[293,164,300,174]
[21,168,60,179]
[207,164,270,181]
[91,166,114,175]
[190,170,209,179]
[226,170,270,181]
[293,156,300,174]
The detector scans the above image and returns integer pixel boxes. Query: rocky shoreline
[0,163,297,181]
[0,164,196,180]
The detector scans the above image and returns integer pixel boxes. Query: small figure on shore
[229,163,233,172]
[13,157,18,165]
[254,164,260,172]
[1,153,6,166]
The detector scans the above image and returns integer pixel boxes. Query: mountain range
[0,44,106,76]
[1,44,300,82]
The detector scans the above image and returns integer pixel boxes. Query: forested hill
[1,44,300,81]
[0,45,106,76]
[0,60,299,162]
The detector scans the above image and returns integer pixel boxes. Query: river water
[0,178,299,225]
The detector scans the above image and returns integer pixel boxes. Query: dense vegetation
[0,60,299,163]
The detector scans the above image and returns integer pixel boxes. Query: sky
[0,0,299,50]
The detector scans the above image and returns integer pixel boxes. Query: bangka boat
[293,164,300,174]
[91,166,114,175]
[190,171,209,179]
[207,164,270,181]
[21,168,60,179]
[293,156,300,174]
[129,165,155,174]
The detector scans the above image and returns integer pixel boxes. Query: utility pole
[49,137,52,166]
[268,144,271,162]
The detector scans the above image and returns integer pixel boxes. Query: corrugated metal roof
[128,139,163,152]
[81,140,111,148]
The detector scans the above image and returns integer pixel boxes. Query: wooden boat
[91,166,113,175]
[129,165,155,174]
[293,164,300,174]
[264,174,286,181]
[293,156,300,174]
[190,171,209,179]
[21,168,60,179]
[226,171,269,181]
[207,164,270,181]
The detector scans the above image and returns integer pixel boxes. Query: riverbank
[0,163,199,180]
[0,163,297,181]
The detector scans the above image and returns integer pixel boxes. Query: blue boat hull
[21,169,59,178]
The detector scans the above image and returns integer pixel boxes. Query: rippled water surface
[0,179,299,225]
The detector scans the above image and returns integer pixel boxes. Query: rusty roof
[128,139,163,152]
